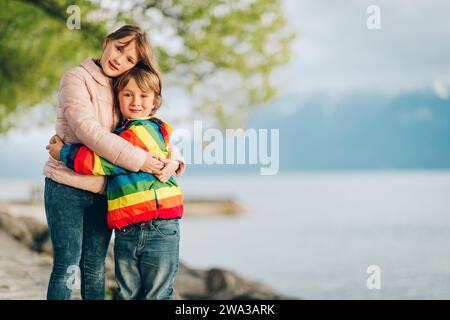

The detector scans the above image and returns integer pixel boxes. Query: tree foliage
[0,0,295,133]
[0,0,106,132]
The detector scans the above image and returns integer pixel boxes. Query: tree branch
[20,0,105,42]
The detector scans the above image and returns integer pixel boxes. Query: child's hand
[155,159,180,183]
[46,135,64,161]
[141,152,165,175]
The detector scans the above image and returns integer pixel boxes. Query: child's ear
[102,39,108,50]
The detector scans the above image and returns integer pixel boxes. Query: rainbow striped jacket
[60,116,183,229]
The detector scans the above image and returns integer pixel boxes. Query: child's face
[100,36,138,77]
[119,78,155,119]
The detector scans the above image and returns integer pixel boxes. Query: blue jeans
[44,177,112,300]
[114,219,180,300]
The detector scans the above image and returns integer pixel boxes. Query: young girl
[50,66,183,300]
[44,25,185,300]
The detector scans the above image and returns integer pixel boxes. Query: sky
[275,0,450,99]
[1,0,449,178]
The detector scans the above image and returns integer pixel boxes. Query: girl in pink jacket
[44,25,185,300]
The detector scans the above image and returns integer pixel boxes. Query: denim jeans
[44,177,112,300]
[114,218,180,300]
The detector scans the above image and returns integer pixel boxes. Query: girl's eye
[141,95,148,98]
[116,46,122,52]
[123,93,131,97]
[128,58,133,64]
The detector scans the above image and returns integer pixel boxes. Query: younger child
[52,66,183,300]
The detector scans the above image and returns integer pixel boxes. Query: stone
[0,206,295,300]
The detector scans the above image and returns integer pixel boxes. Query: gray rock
[0,209,294,300]
[0,229,51,300]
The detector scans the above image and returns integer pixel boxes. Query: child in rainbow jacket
[56,65,183,300]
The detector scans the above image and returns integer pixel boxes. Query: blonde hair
[114,66,163,117]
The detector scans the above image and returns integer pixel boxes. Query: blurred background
[1,0,450,299]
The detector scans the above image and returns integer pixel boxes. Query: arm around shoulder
[59,70,147,172]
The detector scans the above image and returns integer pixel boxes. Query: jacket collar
[80,57,111,87]
[122,116,173,136]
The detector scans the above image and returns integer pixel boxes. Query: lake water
[2,171,450,299]
[177,171,450,299]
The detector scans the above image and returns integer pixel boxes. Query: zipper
[154,189,159,218]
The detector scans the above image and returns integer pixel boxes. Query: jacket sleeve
[60,144,130,176]
[59,123,155,176]
[59,70,147,172]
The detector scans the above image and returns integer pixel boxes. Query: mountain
[247,89,450,171]
[1,89,449,179]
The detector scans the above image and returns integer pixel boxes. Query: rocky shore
[0,202,293,300]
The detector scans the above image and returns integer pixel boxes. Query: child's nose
[132,96,141,106]
[112,57,120,66]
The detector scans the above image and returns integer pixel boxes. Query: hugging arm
[60,144,131,176]
[57,71,182,175]
[60,71,148,171]
[59,122,182,178]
